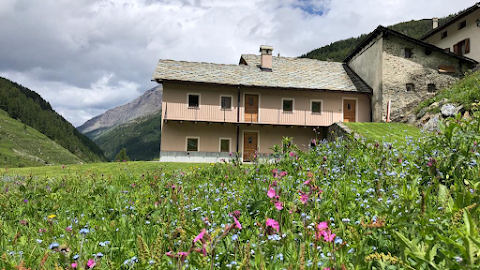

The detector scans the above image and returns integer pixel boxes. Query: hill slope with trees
[301,16,454,62]
[85,114,161,161]
[0,109,83,167]
[0,77,106,163]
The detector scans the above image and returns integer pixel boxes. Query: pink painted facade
[160,81,371,161]
[162,82,370,126]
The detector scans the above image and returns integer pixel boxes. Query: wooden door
[245,94,258,122]
[343,99,356,122]
[243,132,258,161]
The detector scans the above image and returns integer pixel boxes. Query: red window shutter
[465,38,470,54]
[453,44,459,54]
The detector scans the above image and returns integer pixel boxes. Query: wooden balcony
[163,102,337,126]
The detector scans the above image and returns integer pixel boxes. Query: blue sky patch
[293,0,329,16]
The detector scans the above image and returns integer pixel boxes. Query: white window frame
[187,93,201,108]
[219,137,232,152]
[281,98,295,113]
[219,95,234,110]
[310,99,323,114]
[185,136,200,152]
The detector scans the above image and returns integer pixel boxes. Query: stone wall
[348,35,384,122]
[382,35,465,121]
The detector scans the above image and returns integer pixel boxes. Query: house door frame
[242,130,259,162]
[243,93,260,122]
[342,97,358,123]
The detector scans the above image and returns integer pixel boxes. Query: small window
[221,96,232,109]
[405,48,412,58]
[406,83,415,92]
[454,39,470,55]
[428,84,437,93]
[459,20,467,30]
[220,139,230,152]
[441,31,448,39]
[283,99,293,112]
[311,101,322,113]
[188,94,199,107]
[186,138,199,151]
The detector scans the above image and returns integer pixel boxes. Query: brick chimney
[433,17,439,29]
[260,45,274,71]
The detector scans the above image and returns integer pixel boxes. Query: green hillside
[0,109,83,167]
[86,114,161,161]
[0,77,106,163]
[301,16,454,62]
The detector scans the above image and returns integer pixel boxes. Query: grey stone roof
[152,54,372,93]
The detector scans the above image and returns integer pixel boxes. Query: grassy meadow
[1,118,480,269]
[0,109,83,168]
[344,122,424,147]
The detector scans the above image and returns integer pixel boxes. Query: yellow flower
[48,214,57,219]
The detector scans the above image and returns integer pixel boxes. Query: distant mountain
[79,86,162,161]
[0,77,106,163]
[0,109,83,167]
[78,86,162,133]
[301,16,455,62]
[86,114,161,161]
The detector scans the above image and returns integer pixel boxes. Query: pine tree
[115,148,130,162]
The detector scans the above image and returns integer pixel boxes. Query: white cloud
[0,0,476,126]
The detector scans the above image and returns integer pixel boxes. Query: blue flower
[48,242,59,250]
[79,228,89,235]
[73,254,79,260]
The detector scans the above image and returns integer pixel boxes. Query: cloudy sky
[0,0,476,126]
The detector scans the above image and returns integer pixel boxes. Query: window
[282,99,293,112]
[459,20,467,30]
[221,96,232,109]
[311,100,322,113]
[445,48,451,53]
[220,138,230,152]
[428,84,437,93]
[405,48,413,58]
[441,31,448,39]
[454,39,470,55]
[186,137,199,151]
[406,83,415,92]
[188,94,199,107]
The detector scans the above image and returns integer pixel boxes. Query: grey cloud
[0,0,476,126]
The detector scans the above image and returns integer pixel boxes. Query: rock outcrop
[78,86,162,134]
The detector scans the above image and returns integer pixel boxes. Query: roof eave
[157,79,372,94]
[344,25,478,65]
[421,3,480,41]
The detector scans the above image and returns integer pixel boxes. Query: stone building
[345,26,478,121]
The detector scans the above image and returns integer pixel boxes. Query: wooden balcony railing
[163,102,336,126]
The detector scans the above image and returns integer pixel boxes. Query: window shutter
[465,38,470,54]
[453,44,459,54]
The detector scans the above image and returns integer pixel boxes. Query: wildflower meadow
[1,114,480,270]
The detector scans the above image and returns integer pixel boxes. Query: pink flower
[279,171,288,178]
[233,216,242,230]
[62,164,66,169]
[275,201,283,210]
[87,259,96,268]
[289,152,295,157]
[166,251,173,257]
[299,192,309,204]
[303,179,310,185]
[66,226,72,232]
[323,268,330,270]
[178,251,189,261]
[321,230,336,242]
[194,229,206,243]
[232,210,241,218]
[266,218,280,233]
[267,188,276,198]
[71,262,77,268]
[317,221,328,231]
